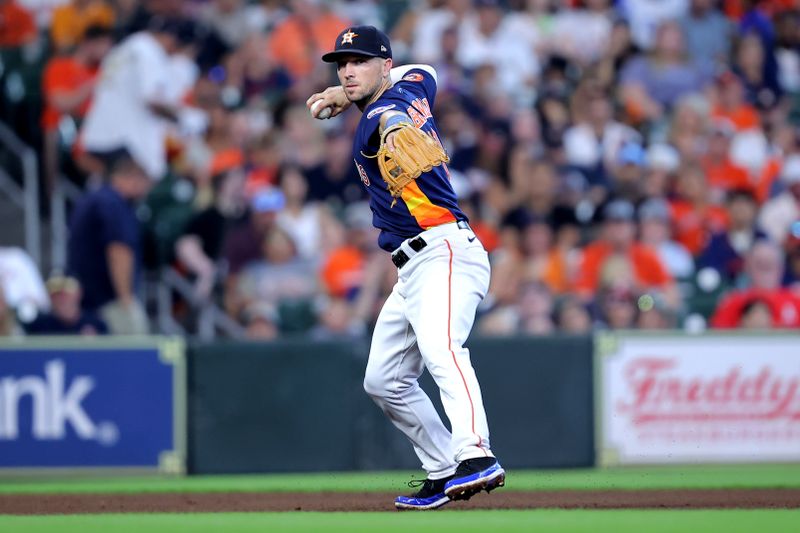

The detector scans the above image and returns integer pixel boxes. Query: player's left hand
[306,86,351,118]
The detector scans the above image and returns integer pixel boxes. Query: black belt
[391,221,471,269]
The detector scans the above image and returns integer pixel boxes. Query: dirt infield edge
[1,489,799,514]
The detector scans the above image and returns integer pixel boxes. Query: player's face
[336,55,391,105]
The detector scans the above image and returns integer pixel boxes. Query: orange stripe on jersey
[400,181,456,229]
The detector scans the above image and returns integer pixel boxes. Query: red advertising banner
[596,333,800,465]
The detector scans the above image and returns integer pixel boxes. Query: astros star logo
[341,29,358,45]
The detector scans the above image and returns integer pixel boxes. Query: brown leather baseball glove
[376,123,449,207]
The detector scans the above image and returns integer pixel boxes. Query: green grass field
[1,465,799,532]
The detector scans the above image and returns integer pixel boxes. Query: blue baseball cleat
[395,476,453,510]
[444,457,505,501]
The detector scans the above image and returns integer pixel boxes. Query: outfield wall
[188,335,595,473]
[2,332,798,474]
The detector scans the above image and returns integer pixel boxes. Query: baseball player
[307,25,504,510]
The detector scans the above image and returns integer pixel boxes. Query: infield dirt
[1,489,799,514]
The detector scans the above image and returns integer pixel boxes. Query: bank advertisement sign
[0,338,185,472]
[596,333,800,465]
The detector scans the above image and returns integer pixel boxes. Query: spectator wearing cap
[638,197,695,279]
[698,188,768,284]
[221,185,284,317]
[642,143,680,199]
[25,275,108,335]
[176,168,247,301]
[50,0,115,53]
[67,152,152,334]
[710,240,800,328]
[223,186,285,277]
[759,154,800,244]
[611,142,647,203]
[575,199,675,302]
[79,16,189,180]
[669,163,729,256]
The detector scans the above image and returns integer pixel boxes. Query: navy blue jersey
[353,68,467,251]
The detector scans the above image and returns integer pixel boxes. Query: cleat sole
[394,495,450,511]
[445,469,506,501]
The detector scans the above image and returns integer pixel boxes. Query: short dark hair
[726,188,756,204]
[109,150,146,177]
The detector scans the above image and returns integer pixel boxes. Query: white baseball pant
[364,222,494,480]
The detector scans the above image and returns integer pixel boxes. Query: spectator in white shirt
[80,17,188,180]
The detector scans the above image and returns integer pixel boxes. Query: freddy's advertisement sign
[597,333,800,465]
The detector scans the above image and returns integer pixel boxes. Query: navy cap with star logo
[322,25,392,63]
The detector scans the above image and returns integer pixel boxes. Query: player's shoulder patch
[402,72,424,82]
[366,103,397,119]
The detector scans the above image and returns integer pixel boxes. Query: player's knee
[363,371,389,399]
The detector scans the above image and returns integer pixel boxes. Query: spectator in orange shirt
[575,199,675,301]
[711,240,800,328]
[267,0,349,81]
[710,71,760,132]
[0,0,36,48]
[670,164,729,255]
[50,0,115,53]
[41,25,112,133]
[702,118,752,203]
[41,25,113,193]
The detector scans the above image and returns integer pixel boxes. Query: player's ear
[383,58,393,77]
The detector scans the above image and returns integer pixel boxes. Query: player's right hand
[306,86,351,119]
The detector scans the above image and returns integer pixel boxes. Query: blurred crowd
[1,0,800,339]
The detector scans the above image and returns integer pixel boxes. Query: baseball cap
[322,25,392,63]
[646,143,680,172]
[251,187,285,213]
[603,199,636,222]
[638,197,671,222]
[46,274,80,294]
[781,154,800,185]
[618,142,646,167]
